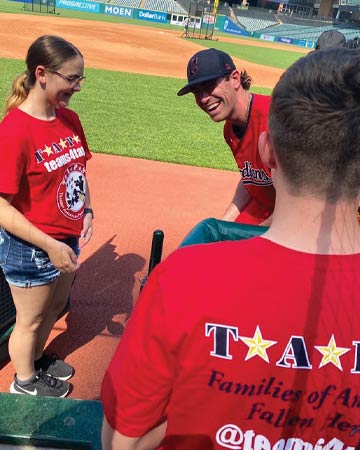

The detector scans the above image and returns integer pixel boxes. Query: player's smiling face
[45,55,85,108]
[192,72,237,122]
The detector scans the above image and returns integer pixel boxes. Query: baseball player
[177,48,275,225]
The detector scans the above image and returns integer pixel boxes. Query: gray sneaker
[10,371,70,398]
[35,353,74,381]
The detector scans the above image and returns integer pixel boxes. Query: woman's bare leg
[34,272,75,360]
[8,281,58,381]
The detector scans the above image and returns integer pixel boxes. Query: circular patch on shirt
[57,163,86,220]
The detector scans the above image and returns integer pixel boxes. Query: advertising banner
[56,0,100,13]
[277,36,293,44]
[203,13,215,24]
[297,39,315,47]
[138,9,167,22]
[260,34,275,41]
[223,18,249,36]
[104,4,133,16]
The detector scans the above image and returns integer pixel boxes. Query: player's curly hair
[3,35,82,116]
[239,69,252,90]
[269,48,360,200]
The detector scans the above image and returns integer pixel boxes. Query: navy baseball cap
[177,48,236,96]
[315,30,346,50]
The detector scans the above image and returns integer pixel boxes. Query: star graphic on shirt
[315,334,350,371]
[73,134,80,144]
[59,138,67,149]
[43,145,53,156]
[239,325,277,363]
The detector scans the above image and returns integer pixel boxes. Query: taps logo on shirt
[215,424,356,450]
[57,163,86,220]
[35,134,85,173]
[205,323,360,373]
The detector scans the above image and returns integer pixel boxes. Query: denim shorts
[0,227,80,288]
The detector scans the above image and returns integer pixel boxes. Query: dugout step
[0,393,103,450]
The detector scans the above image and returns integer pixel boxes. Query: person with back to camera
[314,30,360,222]
[0,35,94,397]
[101,47,360,449]
[314,29,346,50]
[178,48,275,226]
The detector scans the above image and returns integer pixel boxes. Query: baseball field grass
[196,40,303,69]
[0,1,303,170]
[0,57,273,170]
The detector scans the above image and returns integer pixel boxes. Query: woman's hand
[47,239,79,273]
[80,213,93,248]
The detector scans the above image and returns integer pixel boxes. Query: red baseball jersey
[224,94,275,224]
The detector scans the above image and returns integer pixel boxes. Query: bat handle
[140,229,164,292]
[148,229,164,275]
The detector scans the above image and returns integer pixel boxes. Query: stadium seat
[179,217,268,247]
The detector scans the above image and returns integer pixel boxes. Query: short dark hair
[269,48,360,200]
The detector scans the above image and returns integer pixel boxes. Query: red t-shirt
[102,237,360,450]
[0,107,92,239]
[224,94,275,225]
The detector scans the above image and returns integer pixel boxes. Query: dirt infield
[0,12,308,88]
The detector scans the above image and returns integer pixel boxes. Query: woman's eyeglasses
[49,70,86,86]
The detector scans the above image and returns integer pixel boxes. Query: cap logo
[189,57,199,76]
[225,63,232,71]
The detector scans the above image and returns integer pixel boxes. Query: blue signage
[104,4,133,17]
[277,36,294,44]
[223,18,249,36]
[56,0,100,12]
[138,9,167,22]
[297,39,308,47]
[260,34,275,42]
